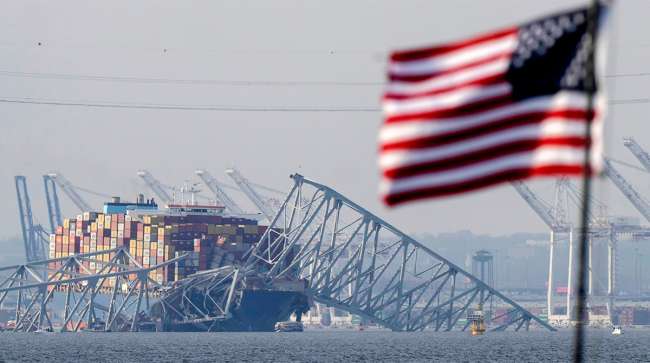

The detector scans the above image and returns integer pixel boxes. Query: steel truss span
[153,266,243,331]
[0,247,185,332]
[244,174,555,332]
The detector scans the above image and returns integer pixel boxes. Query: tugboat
[274,321,304,332]
[469,304,486,336]
[612,325,623,336]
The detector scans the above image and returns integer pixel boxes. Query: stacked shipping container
[49,212,268,284]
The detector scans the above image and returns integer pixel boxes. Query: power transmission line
[0,97,380,112]
[0,69,647,87]
[1,96,648,112]
[0,70,381,86]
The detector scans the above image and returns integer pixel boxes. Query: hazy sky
[1,0,649,239]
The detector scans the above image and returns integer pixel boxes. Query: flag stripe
[380,109,591,151]
[380,118,588,171]
[390,28,517,62]
[385,57,510,98]
[381,91,590,132]
[382,165,585,206]
[385,94,513,123]
[389,53,512,83]
[383,137,588,179]
[388,34,517,77]
[383,83,512,118]
[381,146,586,195]
[385,73,507,101]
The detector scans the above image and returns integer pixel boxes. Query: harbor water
[0,329,648,362]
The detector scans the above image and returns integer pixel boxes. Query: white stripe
[388,35,517,76]
[379,119,587,170]
[382,83,511,117]
[380,146,586,195]
[380,91,591,144]
[385,58,509,96]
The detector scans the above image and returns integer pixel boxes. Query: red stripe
[384,94,513,124]
[381,109,591,151]
[383,73,506,101]
[383,165,585,206]
[388,53,512,83]
[382,137,588,179]
[390,28,517,62]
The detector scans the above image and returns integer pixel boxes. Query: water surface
[0,329,647,362]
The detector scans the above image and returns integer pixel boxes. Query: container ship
[48,194,309,332]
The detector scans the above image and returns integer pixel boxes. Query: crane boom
[603,158,650,223]
[15,176,48,262]
[47,172,93,212]
[511,180,563,231]
[623,137,650,173]
[137,170,172,205]
[43,175,63,233]
[225,168,275,220]
[195,169,245,214]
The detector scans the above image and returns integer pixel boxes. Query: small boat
[33,327,54,334]
[468,304,486,336]
[275,321,304,332]
[612,326,623,336]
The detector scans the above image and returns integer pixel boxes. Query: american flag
[380,5,608,206]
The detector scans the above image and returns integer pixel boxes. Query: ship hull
[159,289,310,332]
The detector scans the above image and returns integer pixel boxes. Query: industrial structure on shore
[1,167,555,333]
[512,137,650,327]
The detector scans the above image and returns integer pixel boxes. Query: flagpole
[573,1,600,362]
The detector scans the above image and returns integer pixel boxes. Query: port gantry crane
[14,176,49,262]
[623,137,650,173]
[42,175,63,233]
[511,180,570,233]
[225,167,277,221]
[47,172,93,212]
[136,170,172,206]
[603,158,650,223]
[194,169,245,214]
[511,179,573,322]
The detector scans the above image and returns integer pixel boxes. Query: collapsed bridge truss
[244,174,555,332]
[0,247,184,332]
[1,174,554,333]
